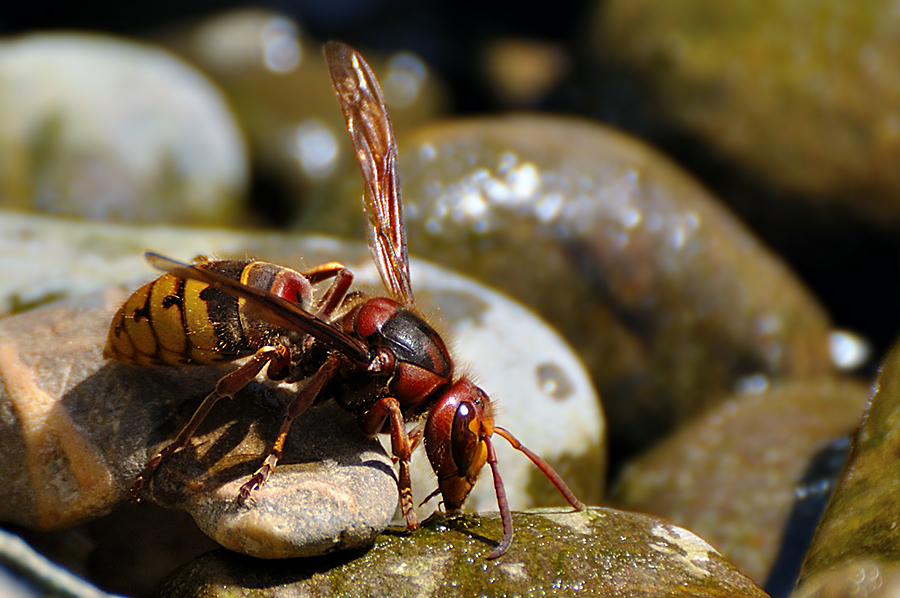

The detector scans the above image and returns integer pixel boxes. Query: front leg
[358,397,418,531]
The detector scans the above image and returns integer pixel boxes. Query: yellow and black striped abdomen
[104,260,308,367]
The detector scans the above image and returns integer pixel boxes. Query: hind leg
[128,345,290,501]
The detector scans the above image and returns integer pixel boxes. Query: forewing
[145,252,368,365]
[324,40,414,305]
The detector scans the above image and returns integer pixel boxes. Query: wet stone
[796,341,900,596]
[312,115,833,459]
[610,378,870,585]
[158,508,769,598]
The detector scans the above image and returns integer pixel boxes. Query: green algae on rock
[795,342,900,596]
[158,508,769,598]
[596,0,900,223]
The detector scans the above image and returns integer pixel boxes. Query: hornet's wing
[145,251,368,365]
[325,40,414,305]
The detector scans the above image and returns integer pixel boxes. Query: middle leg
[358,397,418,530]
[236,354,342,503]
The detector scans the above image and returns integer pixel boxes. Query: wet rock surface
[351,115,832,458]
[611,378,870,585]
[158,508,769,598]
[795,342,900,597]
[0,34,246,224]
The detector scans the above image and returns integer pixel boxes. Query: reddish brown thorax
[346,297,454,409]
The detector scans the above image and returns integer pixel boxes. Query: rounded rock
[362,115,832,457]
[611,378,870,584]
[0,34,247,224]
[158,508,770,597]
[798,340,900,594]
[596,0,900,223]
[178,404,398,559]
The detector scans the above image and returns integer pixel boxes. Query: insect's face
[423,378,495,511]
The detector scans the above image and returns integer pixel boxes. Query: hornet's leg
[236,354,342,503]
[302,261,346,285]
[312,266,354,319]
[359,397,418,531]
[129,345,291,501]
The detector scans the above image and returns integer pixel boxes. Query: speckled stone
[158,508,769,598]
[159,402,399,559]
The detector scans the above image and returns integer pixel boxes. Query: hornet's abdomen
[104,260,314,367]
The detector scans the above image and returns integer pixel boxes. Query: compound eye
[450,401,481,472]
